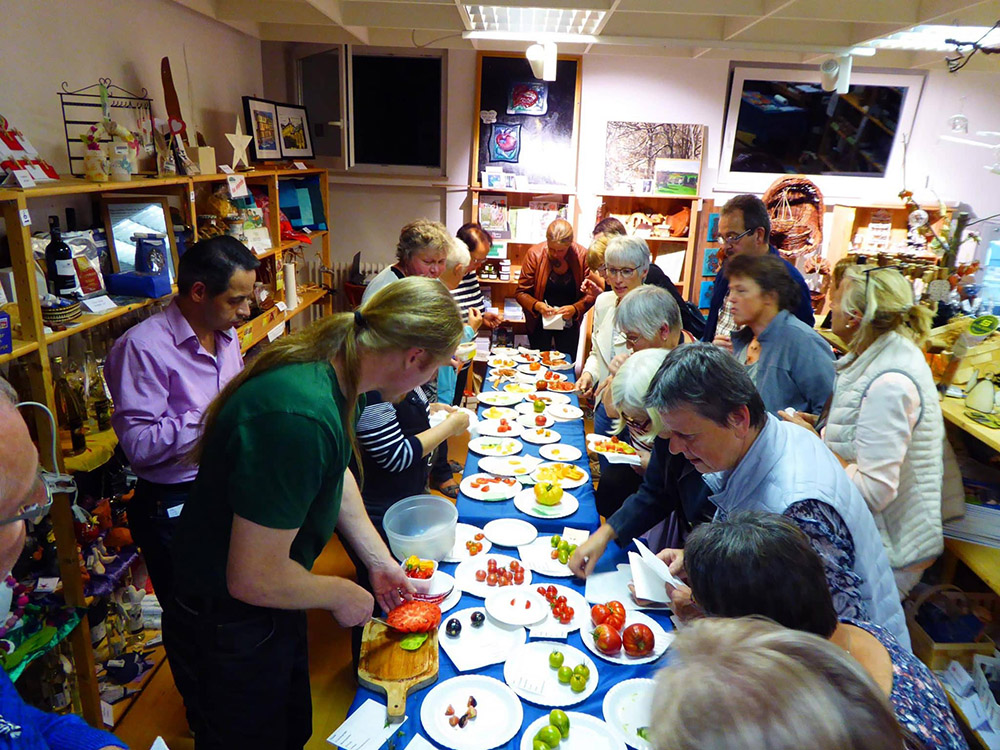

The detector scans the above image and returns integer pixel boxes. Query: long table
[340,358,673,750]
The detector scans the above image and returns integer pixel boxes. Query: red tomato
[474,533,485,541]
[551,550,560,559]
[546,585,558,599]
[480,485,491,493]
[623,623,655,657]
[509,561,519,571]
[487,559,497,572]
[607,601,626,618]
[537,586,548,597]
[487,573,498,586]
[591,604,610,626]
[535,415,547,426]
[514,570,525,585]
[475,570,486,582]
[558,610,572,625]
[556,596,567,606]
[593,623,623,655]
[605,611,626,631]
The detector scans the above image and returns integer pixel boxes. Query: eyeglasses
[623,331,642,348]
[606,265,641,279]
[0,471,53,527]
[623,413,652,433]
[862,264,905,292]
[719,227,755,247]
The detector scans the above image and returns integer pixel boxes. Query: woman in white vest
[783,266,961,596]
[640,343,909,648]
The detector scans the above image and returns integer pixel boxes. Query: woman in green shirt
[166,276,463,749]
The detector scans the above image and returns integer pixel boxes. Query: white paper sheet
[634,538,686,589]
[327,698,405,749]
[628,552,670,604]
[542,313,566,330]
[584,564,640,609]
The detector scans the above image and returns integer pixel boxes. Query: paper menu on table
[633,538,686,589]
[628,552,670,604]
[584,564,639,609]
[327,698,405,749]
[402,735,437,750]
[561,527,590,545]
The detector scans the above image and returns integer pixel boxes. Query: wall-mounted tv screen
[718,64,926,198]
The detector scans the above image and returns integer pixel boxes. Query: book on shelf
[503,298,525,323]
[945,501,1000,549]
[478,193,510,239]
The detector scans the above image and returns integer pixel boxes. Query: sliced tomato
[386,600,442,633]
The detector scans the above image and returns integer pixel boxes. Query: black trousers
[166,594,312,750]
[595,462,644,519]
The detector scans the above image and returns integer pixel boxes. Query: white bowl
[383,494,458,562]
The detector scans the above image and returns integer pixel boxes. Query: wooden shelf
[0,337,39,365]
[104,634,167,729]
[597,192,700,200]
[941,397,1000,454]
[237,287,327,353]
[190,166,327,183]
[45,290,177,345]
[0,175,191,201]
[64,427,118,474]
[945,538,1000,597]
[470,185,575,195]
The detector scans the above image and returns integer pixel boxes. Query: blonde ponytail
[841,266,933,354]
[193,276,463,465]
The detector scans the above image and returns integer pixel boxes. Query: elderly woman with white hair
[577,235,651,439]
[615,285,684,352]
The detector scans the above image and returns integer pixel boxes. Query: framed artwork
[489,123,521,163]
[701,246,722,278]
[275,103,314,159]
[698,280,716,309]
[100,197,179,282]
[507,82,547,116]
[604,121,705,193]
[242,97,280,161]
[707,212,720,242]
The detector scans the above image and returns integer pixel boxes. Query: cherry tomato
[546,585,558,599]
[564,607,574,619]
[475,570,486,582]
[488,559,497,572]
[556,596,567,607]
[474,533,485,541]
[514,570,525,585]
[551,550,560,559]
[487,573,498,586]
[480,485,491,493]
[510,561,520,571]
[537,586,548,597]
[558,610,572,625]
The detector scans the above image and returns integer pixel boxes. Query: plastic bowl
[383,494,458,562]
[400,557,438,594]
[456,342,477,363]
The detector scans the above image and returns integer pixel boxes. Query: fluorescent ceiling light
[864,24,1000,52]
[465,5,605,35]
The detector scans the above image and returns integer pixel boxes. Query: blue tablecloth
[344,541,673,750]
[340,361,671,750]
[455,367,601,534]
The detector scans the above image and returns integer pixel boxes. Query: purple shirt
[105,300,243,484]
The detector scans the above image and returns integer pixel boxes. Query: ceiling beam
[918,0,996,24]
[723,0,799,40]
[215,0,332,25]
[615,0,761,13]
[341,2,463,30]
[301,0,371,44]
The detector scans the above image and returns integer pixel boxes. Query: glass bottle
[90,363,113,432]
[44,216,76,297]
[51,357,87,456]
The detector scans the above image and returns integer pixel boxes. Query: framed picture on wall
[242,97,281,161]
[275,103,314,159]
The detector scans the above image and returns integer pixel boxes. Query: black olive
[470,611,485,628]
[468,695,477,707]
[446,618,462,637]
[458,713,469,728]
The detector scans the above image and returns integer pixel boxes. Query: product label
[55,259,75,276]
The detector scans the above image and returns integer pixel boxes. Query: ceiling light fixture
[465,5,605,35]
[819,55,852,94]
[526,41,558,81]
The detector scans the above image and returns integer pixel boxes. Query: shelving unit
[816,88,901,174]
[0,166,332,728]
[593,193,702,300]
[827,201,955,265]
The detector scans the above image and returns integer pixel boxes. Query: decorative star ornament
[225,118,253,170]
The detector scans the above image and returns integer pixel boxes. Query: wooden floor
[114,433,471,750]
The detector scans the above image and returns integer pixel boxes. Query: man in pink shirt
[105,236,258,609]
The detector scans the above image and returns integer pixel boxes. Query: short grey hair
[644,343,766,429]
[610,348,669,437]
[0,377,17,406]
[444,236,471,272]
[605,235,651,274]
[396,219,452,263]
[616,286,680,341]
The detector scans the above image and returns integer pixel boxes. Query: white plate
[479,406,518,421]
[491,346,518,357]
[488,357,519,368]
[513,353,540,364]
[444,522,492,563]
[528,584,590,636]
[420,674,523,750]
[518,536,574,578]
[484,518,538,547]
[460,473,522,501]
[517,413,555,429]
[478,455,541,477]
[468,437,522,457]
[476,418,524,438]
[547,404,585,421]
[454,554,534,598]
[545,359,575,371]
[515,401,549,416]
[504,382,536,394]
[516,363,550,377]
[520,712,626,750]
[485,588,548,626]
[514,488,580,520]
[581,610,673,666]
[520,426,562,444]
[477,391,524,407]
[515,370,543,384]
[530,462,590,489]
[438,607,526,672]
[602,679,657,750]
[503,640,598,708]
[539,443,583,462]
[435,571,462,614]
[528,391,572,405]
[429,407,479,430]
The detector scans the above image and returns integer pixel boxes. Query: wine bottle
[45,217,76,297]
[51,357,87,456]
[90,362,113,432]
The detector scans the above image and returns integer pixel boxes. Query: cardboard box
[972,653,1000,732]
[0,311,11,355]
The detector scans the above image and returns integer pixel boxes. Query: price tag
[561,527,589,545]
[189,190,195,204]
[293,161,308,170]
[276,301,288,312]
[219,164,235,175]
[25,163,48,181]
[226,174,249,198]
[302,227,312,234]
[35,576,59,593]
[81,295,118,314]
[510,671,546,695]
[101,700,113,727]
[267,324,284,342]
[529,624,567,640]
[11,169,35,188]
[943,660,975,696]
[18,208,31,226]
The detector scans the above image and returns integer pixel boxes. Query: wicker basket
[905,584,997,670]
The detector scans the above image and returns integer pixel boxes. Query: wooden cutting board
[358,620,439,723]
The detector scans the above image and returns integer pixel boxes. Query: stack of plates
[41,299,82,324]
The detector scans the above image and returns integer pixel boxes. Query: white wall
[0,0,262,176]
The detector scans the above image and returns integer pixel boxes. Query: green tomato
[535,725,562,749]
[558,540,570,553]
[550,534,562,549]
[533,742,549,750]
[570,673,587,693]
[572,663,590,680]
[557,665,573,684]
[549,709,570,739]
[558,549,569,565]
[548,650,565,669]
[568,544,577,555]
[637,727,651,741]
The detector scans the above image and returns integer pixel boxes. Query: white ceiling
[174,0,1000,69]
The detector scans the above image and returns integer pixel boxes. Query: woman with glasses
[577,236,650,422]
[726,253,835,415]
[782,266,961,596]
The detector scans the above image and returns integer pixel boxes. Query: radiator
[323,261,387,313]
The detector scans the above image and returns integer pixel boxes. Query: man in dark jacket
[702,194,814,346]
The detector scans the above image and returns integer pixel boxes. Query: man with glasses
[704,195,814,348]
[0,380,125,749]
